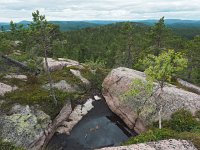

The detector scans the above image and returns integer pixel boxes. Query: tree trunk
[44,49,57,106]
[158,105,162,129]
[158,87,163,129]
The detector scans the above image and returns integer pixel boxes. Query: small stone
[94,95,101,101]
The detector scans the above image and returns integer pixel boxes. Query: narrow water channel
[47,99,136,150]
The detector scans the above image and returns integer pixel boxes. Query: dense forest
[0,16,199,85]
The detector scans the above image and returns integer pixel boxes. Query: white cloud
[0,0,199,22]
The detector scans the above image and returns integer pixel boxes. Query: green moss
[2,78,27,88]
[0,139,24,150]
[2,85,79,119]
[40,67,84,87]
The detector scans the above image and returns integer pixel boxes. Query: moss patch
[0,139,23,150]
[1,86,79,119]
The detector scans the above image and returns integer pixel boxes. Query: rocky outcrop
[97,139,197,150]
[43,58,84,71]
[102,67,200,133]
[0,82,17,96]
[0,104,51,149]
[28,101,72,150]
[57,98,94,134]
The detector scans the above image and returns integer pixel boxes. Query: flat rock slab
[43,80,78,93]
[97,139,197,150]
[0,82,17,96]
[4,74,27,81]
[43,58,84,71]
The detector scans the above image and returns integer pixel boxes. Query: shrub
[170,109,199,132]
[81,67,109,92]
[123,128,174,145]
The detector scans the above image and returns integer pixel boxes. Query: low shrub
[123,128,174,145]
[170,109,199,132]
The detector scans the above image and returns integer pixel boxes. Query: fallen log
[177,78,200,95]
[1,55,40,75]
[2,55,30,70]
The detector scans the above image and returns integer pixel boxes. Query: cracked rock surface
[102,67,200,133]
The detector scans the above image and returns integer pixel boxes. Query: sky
[0,0,200,22]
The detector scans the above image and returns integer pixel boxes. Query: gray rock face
[0,82,17,96]
[57,98,94,134]
[102,67,200,133]
[44,80,78,93]
[0,104,51,149]
[97,139,197,150]
[4,74,27,81]
[43,58,84,72]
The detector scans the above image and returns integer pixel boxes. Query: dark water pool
[47,99,136,150]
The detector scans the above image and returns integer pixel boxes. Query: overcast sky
[0,0,200,22]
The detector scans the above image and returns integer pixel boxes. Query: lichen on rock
[0,104,51,149]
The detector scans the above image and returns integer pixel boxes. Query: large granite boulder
[102,67,200,133]
[97,139,197,150]
[0,104,51,149]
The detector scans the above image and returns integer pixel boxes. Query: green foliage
[0,38,13,54]
[169,109,200,132]
[122,79,153,114]
[125,79,153,97]
[150,17,170,56]
[143,49,188,87]
[81,67,109,91]
[84,59,106,70]
[184,36,200,85]
[124,128,174,145]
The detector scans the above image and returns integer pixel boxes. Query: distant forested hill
[1,19,200,39]
[0,21,101,31]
